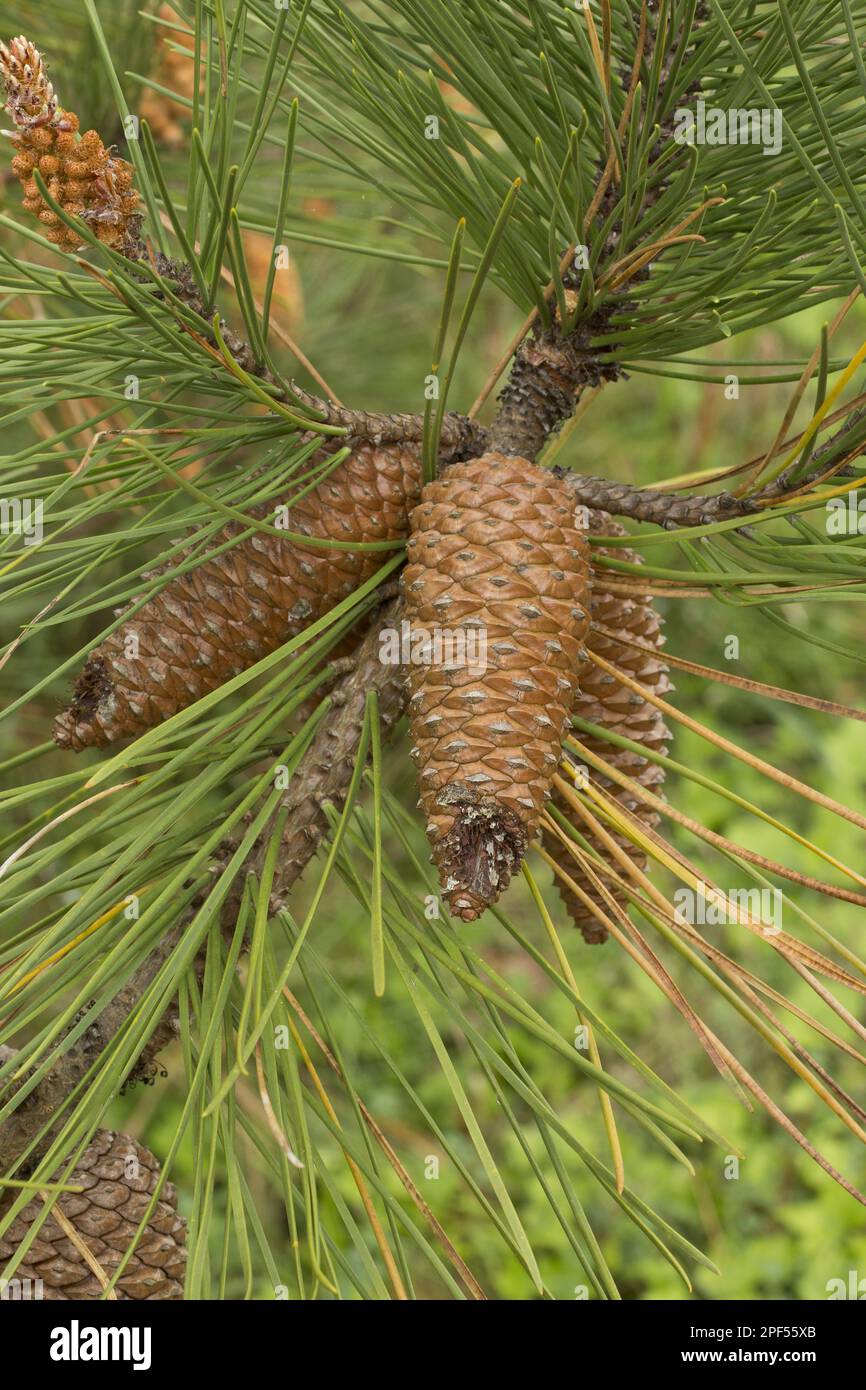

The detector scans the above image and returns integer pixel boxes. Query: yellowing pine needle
[284,1016,407,1300]
[521,859,625,1194]
[755,333,866,488]
[0,882,156,999]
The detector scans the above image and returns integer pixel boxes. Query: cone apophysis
[0,36,141,254]
[402,453,592,921]
[544,512,671,943]
[0,1130,186,1300]
[54,441,421,750]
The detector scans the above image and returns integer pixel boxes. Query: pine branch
[0,929,180,1176]
[226,596,407,925]
[557,398,866,527]
[482,3,707,461]
[160,255,489,460]
[486,309,623,459]
[558,471,755,528]
[2,601,408,1173]
[288,382,489,458]
[0,38,484,465]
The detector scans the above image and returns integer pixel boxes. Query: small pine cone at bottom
[54,442,421,750]
[403,453,591,921]
[0,1130,186,1300]
[544,511,672,944]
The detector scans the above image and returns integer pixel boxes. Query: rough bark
[262,596,408,914]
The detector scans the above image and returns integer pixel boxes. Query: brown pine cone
[0,1130,186,1300]
[544,511,672,943]
[54,442,421,750]
[402,453,591,921]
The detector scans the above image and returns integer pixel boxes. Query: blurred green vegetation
[2,1,865,1300]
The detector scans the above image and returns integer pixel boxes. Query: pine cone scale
[0,1130,186,1300]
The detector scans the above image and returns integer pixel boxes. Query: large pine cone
[544,512,671,943]
[0,1130,186,1300]
[402,453,591,921]
[54,441,421,750]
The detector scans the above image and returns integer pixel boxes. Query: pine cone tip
[433,783,528,921]
[54,655,115,750]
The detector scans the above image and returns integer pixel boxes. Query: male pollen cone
[402,453,591,922]
[54,442,420,750]
[0,1130,186,1300]
[544,511,672,943]
[0,36,140,254]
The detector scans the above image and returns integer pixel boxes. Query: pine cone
[0,36,140,253]
[54,442,421,750]
[402,453,591,921]
[0,1130,186,1300]
[544,512,671,943]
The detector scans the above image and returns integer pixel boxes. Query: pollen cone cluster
[54,442,421,750]
[402,453,591,921]
[543,512,672,943]
[0,35,140,253]
[0,1130,186,1300]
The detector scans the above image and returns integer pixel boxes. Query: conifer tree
[2,0,866,1302]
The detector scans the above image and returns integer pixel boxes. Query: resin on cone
[544,511,671,943]
[54,442,421,750]
[402,453,591,921]
[0,1130,186,1300]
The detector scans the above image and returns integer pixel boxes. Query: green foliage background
[1,0,866,1300]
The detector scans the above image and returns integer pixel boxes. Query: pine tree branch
[486,314,623,460]
[0,930,180,1176]
[555,409,864,528]
[12,398,859,1166]
[223,597,407,925]
[557,471,756,528]
[2,603,408,1169]
[486,1,707,463]
[157,255,488,460]
[288,382,489,458]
